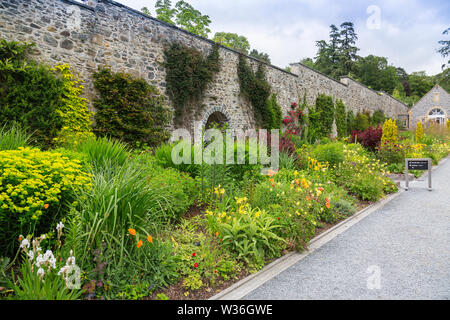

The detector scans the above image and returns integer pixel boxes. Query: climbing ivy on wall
[238,55,279,129]
[93,67,172,148]
[163,42,220,126]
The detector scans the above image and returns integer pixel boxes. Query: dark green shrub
[371,109,385,125]
[267,93,282,129]
[0,39,65,148]
[335,99,347,137]
[315,94,335,138]
[347,110,355,135]
[354,112,370,132]
[93,67,171,148]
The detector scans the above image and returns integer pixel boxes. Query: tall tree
[145,0,211,38]
[338,22,359,76]
[438,27,450,69]
[249,49,271,64]
[175,1,211,38]
[356,55,398,94]
[212,32,250,54]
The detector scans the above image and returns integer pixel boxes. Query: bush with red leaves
[351,126,382,151]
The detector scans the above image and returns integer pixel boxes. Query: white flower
[19,239,30,249]
[37,268,45,277]
[27,250,34,261]
[56,222,64,232]
[35,254,44,268]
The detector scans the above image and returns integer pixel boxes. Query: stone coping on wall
[60,0,409,114]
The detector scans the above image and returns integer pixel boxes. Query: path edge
[209,155,449,300]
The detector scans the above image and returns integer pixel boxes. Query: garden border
[209,155,449,300]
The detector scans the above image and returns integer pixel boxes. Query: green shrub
[147,167,198,221]
[354,112,370,132]
[371,110,385,126]
[279,151,297,170]
[311,142,345,166]
[335,99,347,138]
[0,40,65,148]
[0,147,91,256]
[347,110,355,135]
[267,93,282,129]
[0,123,32,150]
[93,67,171,148]
[315,94,335,138]
[332,199,356,217]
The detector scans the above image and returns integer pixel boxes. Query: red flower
[277,217,281,220]
[192,252,196,257]
[194,263,199,268]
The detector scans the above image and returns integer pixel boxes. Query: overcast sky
[115,0,449,75]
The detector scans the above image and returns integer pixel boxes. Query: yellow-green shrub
[381,118,398,144]
[0,147,91,256]
[52,64,95,146]
[415,122,423,142]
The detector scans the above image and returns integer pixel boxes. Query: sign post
[405,158,432,191]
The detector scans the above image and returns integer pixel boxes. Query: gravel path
[244,158,450,300]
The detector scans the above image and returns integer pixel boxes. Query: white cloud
[115,0,449,75]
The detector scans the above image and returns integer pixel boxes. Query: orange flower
[44,204,49,209]
[325,198,330,209]
[147,235,153,243]
[267,169,278,177]
[137,240,143,248]
[128,228,136,236]
[306,196,311,201]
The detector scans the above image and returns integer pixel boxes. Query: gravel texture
[244,158,450,300]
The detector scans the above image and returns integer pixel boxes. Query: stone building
[0,0,409,135]
[409,85,450,128]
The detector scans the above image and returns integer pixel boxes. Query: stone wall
[0,0,409,134]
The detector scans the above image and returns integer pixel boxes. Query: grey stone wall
[0,0,409,135]
[410,85,450,128]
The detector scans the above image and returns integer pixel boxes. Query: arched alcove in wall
[201,107,232,130]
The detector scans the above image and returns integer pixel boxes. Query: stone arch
[201,106,233,130]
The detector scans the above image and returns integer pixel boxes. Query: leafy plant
[237,56,274,129]
[0,147,91,256]
[74,136,129,171]
[0,123,32,150]
[0,39,65,148]
[93,67,171,148]
[52,64,94,147]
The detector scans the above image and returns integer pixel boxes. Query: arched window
[427,108,446,125]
